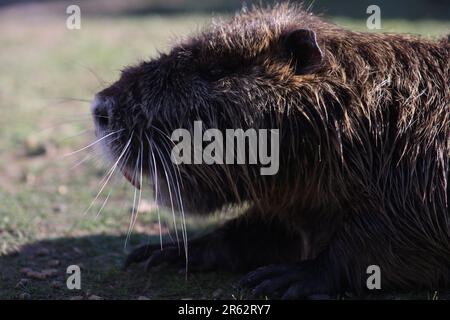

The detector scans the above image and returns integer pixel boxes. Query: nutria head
[91,5,330,213]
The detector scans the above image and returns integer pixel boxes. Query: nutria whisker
[132,143,145,240]
[151,125,185,188]
[83,134,132,216]
[161,138,188,257]
[152,127,189,267]
[153,138,183,253]
[34,119,93,137]
[51,97,92,103]
[58,129,93,144]
[97,139,134,187]
[145,133,166,250]
[76,63,108,87]
[125,146,143,249]
[63,129,124,158]
[69,151,102,170]
[95,189,112,220]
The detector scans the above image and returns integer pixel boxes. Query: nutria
[90,4,450,298]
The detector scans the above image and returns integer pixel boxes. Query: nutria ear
[284,29,323,75]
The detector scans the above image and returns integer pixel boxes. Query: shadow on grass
[1,233,447,300]
[0,233,239,300]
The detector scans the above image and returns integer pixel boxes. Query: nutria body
[91,4,449,298]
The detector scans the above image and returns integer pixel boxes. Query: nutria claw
[144,246,183,271]
[123,243,170,270]
[124,240,213,272]
[123,243,185,270]
[240,262,334,299]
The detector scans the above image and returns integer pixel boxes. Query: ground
[0,8,449,299]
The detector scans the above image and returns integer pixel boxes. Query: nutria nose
[91,94,112,130]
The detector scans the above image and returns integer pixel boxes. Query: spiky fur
[96,4,449,293]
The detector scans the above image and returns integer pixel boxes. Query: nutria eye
[204,68,226,81]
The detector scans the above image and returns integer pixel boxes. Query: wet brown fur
[95,4,450,294]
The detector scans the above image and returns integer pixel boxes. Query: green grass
[0,11,449,299]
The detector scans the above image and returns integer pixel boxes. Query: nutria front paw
[123,243,157,269]
[123,243,191,271]
[239,261,335,299]
[124,243,181,270]
[123,235,229,272]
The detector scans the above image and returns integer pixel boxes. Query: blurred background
[0,0,449,300]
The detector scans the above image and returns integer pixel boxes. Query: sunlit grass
[0,13,448,299]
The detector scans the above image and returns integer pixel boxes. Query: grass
[0,10,449,299]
